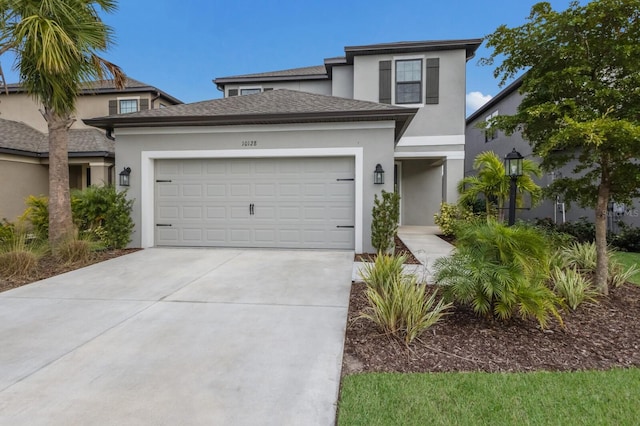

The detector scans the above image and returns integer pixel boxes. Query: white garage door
[154,157,355,249]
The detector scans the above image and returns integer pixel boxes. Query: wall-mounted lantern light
[374,164,385,184]
[504,149,523,226]
[119,167,131,187]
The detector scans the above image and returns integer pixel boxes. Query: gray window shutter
[426,58,440,104]
[228,89,238,97]
[140,98,149,110]
[379,60,391,104]
[108,100,117,115]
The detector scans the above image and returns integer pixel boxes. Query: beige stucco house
[0,78,182,221]
[86,39,481,253]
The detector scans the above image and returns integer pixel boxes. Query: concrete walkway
[353,226,454,283]
[0,248,353,426]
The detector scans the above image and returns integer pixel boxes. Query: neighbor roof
[2,77,183,105]
[0,118,114,157]
[214,65,329,86]
[465,75,524,123]
[84,89,418,142]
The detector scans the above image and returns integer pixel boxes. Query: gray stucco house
[86,39,482,253]
[465,77,640,229]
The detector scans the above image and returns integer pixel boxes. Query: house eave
[344,38,483,63]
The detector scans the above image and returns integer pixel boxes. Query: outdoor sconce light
[119,167,131,187]
[504,148,524,226]
[374,164,385,184]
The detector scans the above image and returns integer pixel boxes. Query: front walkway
[0,248,353,426]
[352,226,454,283]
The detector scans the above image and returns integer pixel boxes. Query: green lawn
[612,252,640,285]
[338,369,640,425]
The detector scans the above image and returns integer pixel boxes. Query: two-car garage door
[154,157,355,249]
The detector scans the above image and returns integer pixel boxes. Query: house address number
[241,140,257,147]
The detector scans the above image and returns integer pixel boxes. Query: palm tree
[0,0,125,247]
[458,151,542,221]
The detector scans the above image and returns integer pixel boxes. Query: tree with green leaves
[0,0,125,247]
[482,0,640,294]
[458,151,542,220]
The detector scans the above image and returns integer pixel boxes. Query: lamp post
[504,148,523,226]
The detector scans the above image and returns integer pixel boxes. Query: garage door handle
[249,203,254,215]
[336,225,354,228]
[336,178,355,181]
[156,180,172,183]
[156,224,173,227]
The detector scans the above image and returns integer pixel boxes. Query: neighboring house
[465,77,640,228]
[0,78,182,221]
[86,39,482,253]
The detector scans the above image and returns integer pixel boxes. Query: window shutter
[108,100,117,115]
[228,89,238,97]
[140,98,149,110]
[426,58,440,104]
[379,60,392,104]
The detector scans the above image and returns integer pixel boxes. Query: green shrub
[557,242,597,273]
[533,218,577,250]
[557,217,596,243]
[610,223,640,252]
[371,190,400,253]
[0,220,15,244]
[0,232,43,278]
[433,220,562,328]
[21,195,50,239]
[72,186,134,249]
[21,186,134,249]
[551,266,598,310]
[359,275,451,345]
[359,253,406,295]
[433,202,475,237]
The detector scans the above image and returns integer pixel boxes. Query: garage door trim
[140,148,364,252]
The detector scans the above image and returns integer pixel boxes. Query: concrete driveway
[0,248,354,425]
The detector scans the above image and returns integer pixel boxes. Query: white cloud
[466,91,493,115]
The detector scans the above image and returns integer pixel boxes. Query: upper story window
[119,99,138,114]
[395,59,422,104]
[240,88,262,96]
[485,110,499,142]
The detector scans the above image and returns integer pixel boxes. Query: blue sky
[1,0,586,116]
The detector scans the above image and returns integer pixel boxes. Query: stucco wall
[331,66,354,99]
[115,121,397,252]
[0,156,48,221]
[352,49,467,137]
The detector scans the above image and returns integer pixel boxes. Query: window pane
[396,60,422,82]
[119,99,138,114]
[240,88,261,95]
[396,82,421,104]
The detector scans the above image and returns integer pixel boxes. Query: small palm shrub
[371,190,400,253]
[551,266,598,310]
[433,220,562,328]
[359,275,451,345]
[0,232,43,278]
[359,253,406,295]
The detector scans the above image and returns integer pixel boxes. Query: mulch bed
[342,282,640,374]
[354,236,421,264]
[0,248,140,293]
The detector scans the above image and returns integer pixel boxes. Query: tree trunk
[46,110,74,248]
[594,179,610,295]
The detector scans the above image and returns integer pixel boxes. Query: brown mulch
[354,236,421,264]
[0,248,140,293]
[342,282,640,374]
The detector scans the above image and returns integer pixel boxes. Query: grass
[611,252,640,285]
[338,369,640,425]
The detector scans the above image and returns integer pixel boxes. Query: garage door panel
[155,157,354,249]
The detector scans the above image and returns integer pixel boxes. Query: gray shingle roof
[3,78,183,104]
[0,118,114,156]
[84,89,418,142]
[214,65,328,85]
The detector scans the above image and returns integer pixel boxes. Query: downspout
[151,90,161,109]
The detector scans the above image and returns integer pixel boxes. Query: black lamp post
[504,148,523,226]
